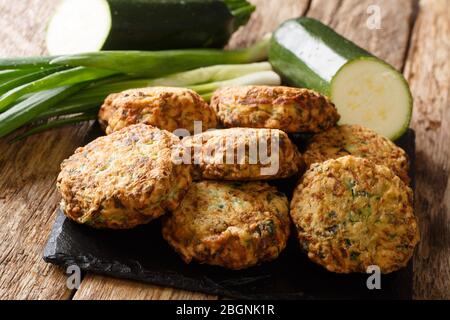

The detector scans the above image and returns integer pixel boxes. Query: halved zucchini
[46,0,255,55]
[269,17,413,140]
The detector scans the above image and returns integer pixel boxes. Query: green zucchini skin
[102,0,254,50]
[269,17,371,95]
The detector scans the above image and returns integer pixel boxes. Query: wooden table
[0,0,448,300]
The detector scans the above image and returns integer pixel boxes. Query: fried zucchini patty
[182,128,304,180]
[99,87,217,134]
[162,181,291,270]
[57,124,192,229]
[211,85,340,133]
[290,156,419,273]
[303,124,410,184]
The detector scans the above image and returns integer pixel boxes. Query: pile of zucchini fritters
[57,85,419,273]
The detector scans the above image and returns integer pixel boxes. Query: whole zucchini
[46,0,255,54]
[269,17,413,140]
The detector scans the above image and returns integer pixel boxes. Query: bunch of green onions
[0,37,279,141]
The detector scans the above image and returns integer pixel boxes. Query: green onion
[0,56,58,70]
[38,69,281,122]
[225,0,256,29]
[0,69,38,82]
[49,37,270,77]
[0,67,117,112]
[38,100,100,119]
[0,84,85,138]
[145,62,272,86]
[72,62,273,101]
[0,66,65,96]
[11,112,97,142]
[190,71,281,95]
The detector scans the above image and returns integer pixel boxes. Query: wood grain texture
[307,0,418,70]
[0,121,95,299]
[227,0,310,49]
[403,0,450,300]
[72,275,216,300]
[0,0,87,300]
[0,0,58,56]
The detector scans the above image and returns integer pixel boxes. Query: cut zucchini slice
[331,57,412,140]
[46,0,111,55]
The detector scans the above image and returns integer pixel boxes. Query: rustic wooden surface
[0,0,448,300]
[403,0,450,300]
[72,275,216,300]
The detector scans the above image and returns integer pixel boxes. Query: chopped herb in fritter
[344,239,352,247]
[328,211,337,218]
[350,251,360,261]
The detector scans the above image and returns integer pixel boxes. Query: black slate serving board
[43,126,415,300]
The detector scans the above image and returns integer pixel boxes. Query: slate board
[43,126,415,300]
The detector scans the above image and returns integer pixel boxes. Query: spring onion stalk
[0,69,38,83]
[198,71,282,101]
[0,67,117,112]
[38,69,282,122]
[190,71,282,94]
[38,101,101,119]
[225,0,256,29]
[0,66,65,96]
[38,62,275,117]
[0,84,85,138]
[71,62,273,101]
[0,56,58,70]
[148,62,273,86]
[11,112,97,142]
[49,36,271,77]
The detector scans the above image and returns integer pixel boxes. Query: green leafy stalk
[11,112,97,142]
[38,70,281,121]
[0,84,85,138]
[224,0,255,30]
[49,38,270,77]
[0,67,117,112]
[0,69,39,83]
[38,62,273,119]
[189,71,281,95]
[0,56,57,70]
[38,100,101,119]
[39,71,281,122]
[72,62,272,101]
[0,66,65,96]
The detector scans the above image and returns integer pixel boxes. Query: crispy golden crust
[303,124,410,184]
[211,85,340,133]
[162,181,291,270]
[290,156,419,274]
[99,87,217,135]
[182,128,304,180]
[57,124,192,229]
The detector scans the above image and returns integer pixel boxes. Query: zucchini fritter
[99,87,217,134]
[182,127,304,180]
[290,156,419,274]
[162,181,291,270]
[57,124,192,229]
[211,85,340,133]
[303,124,410,184]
